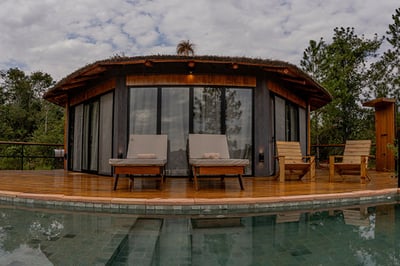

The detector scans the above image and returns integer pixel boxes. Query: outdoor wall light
[258,151,265,163]
[144,60,153,67]
[187,61,196,74]
[231,63,239,70]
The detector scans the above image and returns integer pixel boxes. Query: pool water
[0,202,399,265]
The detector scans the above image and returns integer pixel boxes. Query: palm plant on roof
[176,40,195,56]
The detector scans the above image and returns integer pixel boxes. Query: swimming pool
[0,200,399,265]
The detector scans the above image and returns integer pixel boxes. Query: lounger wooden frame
[188,134,249,191]
[109,134,167,190]
[112,164,166,191]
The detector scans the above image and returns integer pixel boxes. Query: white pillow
[202,152,220,159]
[137,153,157,159]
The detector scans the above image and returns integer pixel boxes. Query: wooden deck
[0,169,397,206]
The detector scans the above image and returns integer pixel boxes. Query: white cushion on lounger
[189,134,230,159]
[109,158,166,166]
[190,158,249,166]
[202,152,220,159]
[188,134,249,166]
[126,135,167,160]
[137,153,157,159]
[109,134,167,166]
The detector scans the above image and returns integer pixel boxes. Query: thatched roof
[44,54,332,109]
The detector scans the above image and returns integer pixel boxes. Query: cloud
[0,0,398,80]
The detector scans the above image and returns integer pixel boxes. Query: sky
[0,0,399,81]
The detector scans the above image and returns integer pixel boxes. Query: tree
[0,68,64,169]
[368,8,400,113]
[0,68,62,142]
[300,38,326,81]
[176,40,195,56]
[301,27,381,147]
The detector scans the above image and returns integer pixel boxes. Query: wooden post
[363,98,396,171]
[397,127,400,187]
[279,156,285,182]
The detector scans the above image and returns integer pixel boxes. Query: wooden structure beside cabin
[364,98,396,171]
[44,55,332,177]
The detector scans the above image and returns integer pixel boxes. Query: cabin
[44,55,332,177]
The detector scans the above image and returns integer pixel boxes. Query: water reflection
[0,202,398,265]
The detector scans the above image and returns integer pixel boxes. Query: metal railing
[0,141,64,170]
[311,143,345,167]
[310,143,378,169]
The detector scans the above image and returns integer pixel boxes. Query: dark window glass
[129,87,158,134]
[161,88,189,176]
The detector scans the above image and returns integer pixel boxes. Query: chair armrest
[360,155,369,165]
[329,155,344,163]
[302,156,315,163]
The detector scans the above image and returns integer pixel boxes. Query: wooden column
[363,98,396,171]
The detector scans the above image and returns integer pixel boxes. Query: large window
[193,87,222,134]
[129,87,158,134]
[285,102,299,141]
[82,100,99,172]
[226,89,252,163]
[161,88,189,175]
[274,95,300,141]
[69,92,114,174]
[129,87,253,175]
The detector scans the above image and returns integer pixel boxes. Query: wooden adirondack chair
[329,140,371,183]
[276,141,316,182]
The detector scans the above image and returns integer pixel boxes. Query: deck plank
[0,169,397,200]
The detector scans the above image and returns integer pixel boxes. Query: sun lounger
[109,134,167,190]
[188,134,249,191]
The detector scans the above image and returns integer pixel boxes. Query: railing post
[20,144,24,170]
[397,127,399,187]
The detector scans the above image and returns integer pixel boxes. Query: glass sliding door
[82,100,99,172]
[69,93,114,174]
[127,86,254,176]
[285,102,299,141]
[98,92,113,175]
[226,88,253,174]
[274,95,300,141]
[274,96,286,141]
[193,87,253,174]
[72,104,83,171]
[193,87,222,134]
[129,87,158,134]
[161,88,189,175]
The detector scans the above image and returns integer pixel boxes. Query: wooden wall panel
[375,103,395,171]
[126,74,256,87]
[69,79,116,106]
[267,80,306,108]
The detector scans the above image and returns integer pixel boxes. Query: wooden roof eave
[277,75,332,109]
[45,56,333,108]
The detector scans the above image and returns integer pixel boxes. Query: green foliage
[368,8,400,124]
[0,68,60,142]
[0,68,64,169]
[301,27,381,146]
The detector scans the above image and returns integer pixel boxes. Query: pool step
[118,218,163,266]
[154,218,192,265]
[40,215,136,265]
